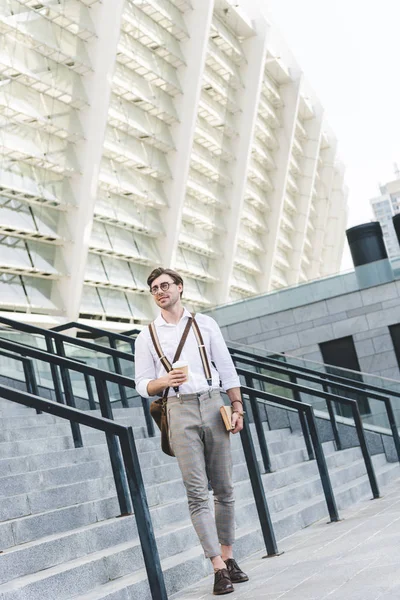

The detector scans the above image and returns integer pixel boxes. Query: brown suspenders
[149,314,213,397]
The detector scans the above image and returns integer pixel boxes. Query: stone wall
[215,279,400,381]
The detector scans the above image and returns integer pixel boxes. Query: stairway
[0,398,398,600]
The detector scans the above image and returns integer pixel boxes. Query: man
[135,267,249,595]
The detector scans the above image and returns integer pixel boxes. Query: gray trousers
[167,390,235,558]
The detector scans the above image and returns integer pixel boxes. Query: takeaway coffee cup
[172,360,189,383]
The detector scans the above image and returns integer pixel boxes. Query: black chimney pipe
[346,222,394,288]
[393,214,400,247]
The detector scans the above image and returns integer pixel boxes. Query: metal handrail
[229,345,400,401]
[0,335,151,513]
[51,321,137,345]
[239,384,340,524]
[233,354,400,464]
[236,366,380,499]
[0,349,40,411]
[0,316,154,436]
[122,327,141,337]
[51,322,137,410]
[0,316,135,362]
[0,384,167,600]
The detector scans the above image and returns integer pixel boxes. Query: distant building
[370,170,400,259]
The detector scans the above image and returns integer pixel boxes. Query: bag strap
[149,317,193,371]
[191,317,212,387]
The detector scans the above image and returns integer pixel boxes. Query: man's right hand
[165,369,187,388]
[147,369,187,396]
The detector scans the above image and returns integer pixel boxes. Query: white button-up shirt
[134,308,241,398]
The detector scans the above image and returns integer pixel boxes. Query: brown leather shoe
[224,558,249,583]
[213,568,234,595]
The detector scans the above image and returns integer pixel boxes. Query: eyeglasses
[150,281,176,295]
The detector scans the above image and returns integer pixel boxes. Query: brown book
[220,405,234,431]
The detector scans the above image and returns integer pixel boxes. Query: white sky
[265,0,400,269]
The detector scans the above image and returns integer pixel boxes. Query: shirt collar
[154,307,192,327]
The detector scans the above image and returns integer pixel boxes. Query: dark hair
[147,267,184,297]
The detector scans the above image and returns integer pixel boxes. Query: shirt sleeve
[134,331,156,398]
[208,317,241,391]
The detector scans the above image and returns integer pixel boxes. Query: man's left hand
[231,411,243,434]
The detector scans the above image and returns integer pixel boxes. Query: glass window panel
[105,127,170,178]
[0,274,27,307]
[183,276,208,303]
[80,286,104,315]
[23,277,56,310]
[126,292,153,322]
[0,41,88,104]
[13,14,90,67]
[113,64,178,122]
[90,222,112,250]
[101,257,135,286]
[31,207,61,236]
[85,254,108,283]
[0,238,31,268]
[100,158,168,206]
[27,242,57,272]
[109,94,174,148]
[118,33,181,91]
[104,225,159,263]
[135,235,159,262]
[129,264,148,289]
[95,194,163,236]
[0,202,36,231]
[98,288,132,316]
[105,227,140,256]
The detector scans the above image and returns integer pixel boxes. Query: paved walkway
[172,477,400,600]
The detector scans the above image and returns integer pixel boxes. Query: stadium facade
[0,0,348,327]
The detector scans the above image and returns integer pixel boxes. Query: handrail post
[244,374,272,473]
[84,373,97,410]
[288,373,314,460]
[22,358,41,414]
[120,427,168,600]
[351,403,380,498]
[304,405,340,522]
[45,337,65,405]
[384,397,400,464]
[95,377,132,515]
[53,338,83,448]
[132,339,154,438]
[321,382,342,451]
[142,396,155,438]
[109,338,129,408]
[239,389,279,556]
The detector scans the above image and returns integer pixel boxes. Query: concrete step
[0,445,110,478]
[0,422,148,444]
[0,426,148,459]
[0,495,120,551]
[0,437,337,551]
[0,460,109,499]
[0,418,149,442]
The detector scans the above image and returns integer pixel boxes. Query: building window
[319,336,370,418]
[389,324,400,370]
